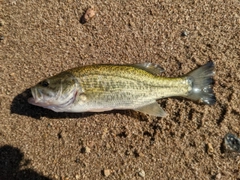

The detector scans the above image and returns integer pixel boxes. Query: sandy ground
[1,0,240,179]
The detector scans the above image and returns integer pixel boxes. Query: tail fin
[186,61,216,105]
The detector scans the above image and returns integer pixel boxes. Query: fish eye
[39,80,49,87]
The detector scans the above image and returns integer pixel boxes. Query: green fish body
[28,62,216,117]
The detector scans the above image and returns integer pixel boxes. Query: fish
[28,61,216,117]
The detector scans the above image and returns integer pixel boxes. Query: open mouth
[28,87,78,111]
[27,88,50,107]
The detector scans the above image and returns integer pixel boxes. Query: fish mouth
[28,87,51,107]
[28,97,49,107]
[28,87,78,112]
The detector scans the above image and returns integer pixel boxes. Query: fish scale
[69,65,189,111]
[77,72,189,99]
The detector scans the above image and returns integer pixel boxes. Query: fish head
[28,72,79,112]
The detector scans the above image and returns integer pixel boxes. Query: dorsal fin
[132,63,164,75]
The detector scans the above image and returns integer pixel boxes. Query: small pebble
[207,143,214,155]
[0,36,4,40]
[85,146,91,153]
[10,72,15,76]
[224,133,240,152]
[216,173,221,179]
[75,158,80,163]
[138,169,145,178]
[125,150,131,156]
[181,30,188,37]
[103,169,111,177]
[75,174,80,179]
[0,19,4,26]
[80,7,96,24]
[81,146,91,153]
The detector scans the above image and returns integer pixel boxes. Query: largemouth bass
[28,61,216,117]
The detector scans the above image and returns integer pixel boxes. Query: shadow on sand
[0,145,51,180]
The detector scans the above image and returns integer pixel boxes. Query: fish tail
[186,61,216,105]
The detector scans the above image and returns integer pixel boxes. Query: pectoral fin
[134,102,167,117]
[132,63,164,75]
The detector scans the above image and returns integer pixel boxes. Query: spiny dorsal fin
[132,63,164,75]
[134,102,167,117]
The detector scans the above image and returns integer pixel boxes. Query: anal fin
[134,102,167,117]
